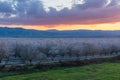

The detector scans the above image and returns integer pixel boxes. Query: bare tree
[82,43,95,58]
[101,44,111,56]
[12,42,22,58]
[72,44,81,60]
[66,45,74,59]
[57,45,68,61]
[0,42,9,63]
[49,47,58,61]
[38,43,51,58]
[20,44,39,65]
[109,45,119,55]
[36,52,47,64]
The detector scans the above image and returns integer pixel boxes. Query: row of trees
[0,39,120,65]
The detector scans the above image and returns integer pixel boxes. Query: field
[0,38,120,79]
[0,38,120,66]
[0,62,120,80]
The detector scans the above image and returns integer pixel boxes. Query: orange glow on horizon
[0,22,120,31]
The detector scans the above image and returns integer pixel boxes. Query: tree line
[0,38,120,65]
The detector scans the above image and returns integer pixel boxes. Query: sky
[0,0,120,30]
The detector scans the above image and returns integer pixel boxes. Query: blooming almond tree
[0,42,9,63]
[19,44,39,65]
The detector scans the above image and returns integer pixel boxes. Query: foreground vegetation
[0,62,120,80]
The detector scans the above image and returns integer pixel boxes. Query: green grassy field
[0,62,120,80]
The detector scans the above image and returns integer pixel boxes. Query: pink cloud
[0,0,120,26]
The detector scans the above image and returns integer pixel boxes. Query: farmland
[0,38,120,66]
[0,38,120,79]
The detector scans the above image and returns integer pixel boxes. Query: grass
[0,62,120,80]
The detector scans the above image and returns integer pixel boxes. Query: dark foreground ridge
[1,27,120,38]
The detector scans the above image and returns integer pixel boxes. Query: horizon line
[1,26,120,31]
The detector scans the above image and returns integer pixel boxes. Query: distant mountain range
[0,27,120,38]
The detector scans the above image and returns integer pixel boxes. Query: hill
[0,27,120,38]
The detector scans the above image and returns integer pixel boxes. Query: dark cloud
[0,1,13,13]
[75,0,108,9]
[0,0,120,26]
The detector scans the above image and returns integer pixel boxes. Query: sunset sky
[0,0,120,30]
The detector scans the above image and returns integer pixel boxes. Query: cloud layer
[0,0,120,26]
